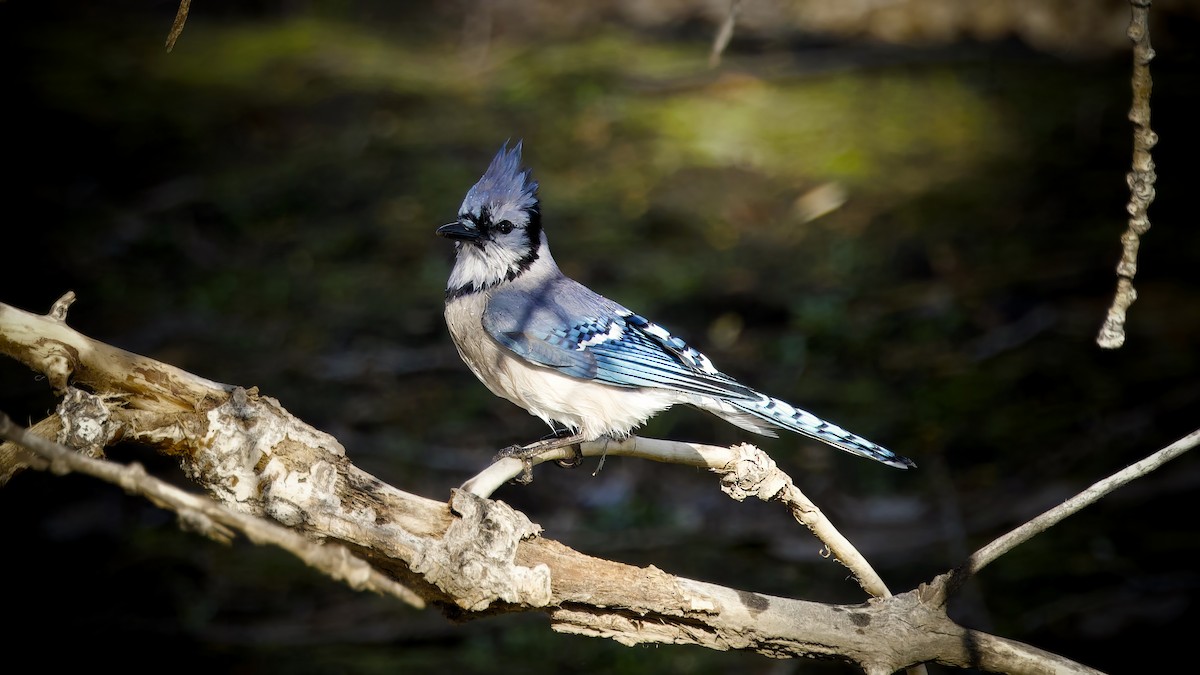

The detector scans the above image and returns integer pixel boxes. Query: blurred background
[3,1,1199,673]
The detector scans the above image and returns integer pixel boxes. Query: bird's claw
[555,443,584,469]
[494,444,537,484]
[492,433,587,484]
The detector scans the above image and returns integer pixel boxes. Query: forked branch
[0,294,1129,673]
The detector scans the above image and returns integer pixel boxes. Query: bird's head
[438,142,547,297]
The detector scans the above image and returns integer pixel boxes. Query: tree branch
[1097,0,1158,349]
[709,0,742,68]
[0,295,1112,673]
[925,426,1199,607]
[166,0,192,52]
[0,407,425,608]
[463,437,895,599]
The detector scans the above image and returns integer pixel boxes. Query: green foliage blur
[3,2,1198,673]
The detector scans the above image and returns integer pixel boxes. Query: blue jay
[437,143,914,471]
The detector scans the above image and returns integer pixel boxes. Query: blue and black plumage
[438,142,915,470]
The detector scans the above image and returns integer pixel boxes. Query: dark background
[3,1,1198,673]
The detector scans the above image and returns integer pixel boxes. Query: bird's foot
[493,433,587,484]
[495,444,537,484]
[555,443,584,469]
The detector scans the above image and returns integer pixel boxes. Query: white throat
[446,236,552,297]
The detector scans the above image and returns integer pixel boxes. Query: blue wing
[480,279,917,468]
[482,286,755,400]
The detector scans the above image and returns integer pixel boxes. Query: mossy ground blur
[3,2,1198,673]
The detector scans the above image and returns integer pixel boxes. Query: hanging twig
[709,0,743,68]
[165,0,192,52]
[1097,0,1158,349]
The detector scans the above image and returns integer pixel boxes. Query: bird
[436,142,915,472]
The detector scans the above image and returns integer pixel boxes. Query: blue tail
[726,394,915,469]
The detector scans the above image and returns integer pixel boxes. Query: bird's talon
[514,459,535,484]
[494,444,539,484]
[493,444,526,463]
[555,443,584,469]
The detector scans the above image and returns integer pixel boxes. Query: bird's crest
[460,141,539,217]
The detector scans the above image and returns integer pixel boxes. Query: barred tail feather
[722,395,916,470]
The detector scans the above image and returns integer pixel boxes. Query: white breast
[444,293,680,440]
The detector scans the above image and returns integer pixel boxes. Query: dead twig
[926,427,1200,606]
[165,0,192,52]
[709,0,743,68]
[1097,0,1158,349]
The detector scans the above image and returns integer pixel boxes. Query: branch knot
[715,443,790,502]
[411,490,551,611]
[56,388,120,458]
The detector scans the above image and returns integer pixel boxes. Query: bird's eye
[495,220,514,234]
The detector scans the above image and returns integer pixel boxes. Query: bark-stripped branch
[0,294,1131,673]
[924,426,1200,607]
[0,407,425,608]
[463,437,894,599]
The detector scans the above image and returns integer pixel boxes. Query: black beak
[436,220,482,241]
